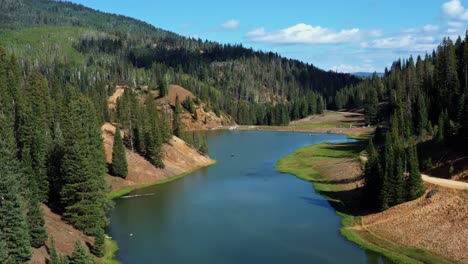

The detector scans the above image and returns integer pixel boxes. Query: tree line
[361,34,468,211]
[0,46,106,262]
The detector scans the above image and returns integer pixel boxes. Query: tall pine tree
[173,95,182,137]
[407,145,425,200]
[0,46,32,263]
[60,89,109,236]
[26,200,48,248]
[111,126,128,178]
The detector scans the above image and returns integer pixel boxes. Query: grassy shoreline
[275,140,449,264]
[107,160,217,200]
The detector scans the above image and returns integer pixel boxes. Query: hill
[352,72,383,78]
[102,123,215,195]
[0,0,359,126]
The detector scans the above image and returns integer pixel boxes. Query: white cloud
[245,23,360,44]
[221,19,240,30]
[447,28,459,33]
[361,35,437,52]
[422,24,439,32]
[330,64,377,73]
[369,29,383,37]
[447,20,464,28]
[442,0,468,20]
[402,28,417,33]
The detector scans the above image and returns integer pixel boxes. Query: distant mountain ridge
[352,72,384,78]
[0,0,360,126]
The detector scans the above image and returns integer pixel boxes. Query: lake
[108,130,389,263]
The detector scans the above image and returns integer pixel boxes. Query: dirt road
[421,174,468,190]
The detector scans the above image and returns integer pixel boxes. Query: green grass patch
[102,237,121,264]
[290,122,362,129]
[0,27,96,64]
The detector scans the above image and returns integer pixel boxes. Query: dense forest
[341,35,468,211]
[0,0,362,262]
[2,0,466,262]
[0,0,358,125]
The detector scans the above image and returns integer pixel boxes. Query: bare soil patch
[108,86,125,110]
[363,185,468,263]
[102,123,214,191]
[30,206,94,264]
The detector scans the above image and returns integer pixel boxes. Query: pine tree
[91,228,105,257]
[0,139,32,262]
[436,111,445,144]
[463,89,468,137]
[364,87,379,125]
[363,139,382,209]
[27,200,48,248]
[0,234,7,264]
[50,238,60,264]
[111,126,128,178]
[380,133,393,211]
[415,94,429,136]
[407,145,425,201]
[70,241,95,264]
[49,238,68,264]
[48,124,65,211]
[173,95,182,137]
[0,46,32,263]
[60,89,109,236]
[25,72,52,202]
[158,77,168,98]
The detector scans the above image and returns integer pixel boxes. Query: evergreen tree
[436,111,446,144]
[0,46,31,263]
[364,87,379,125]
[27,200,48,248]
[363,139,382,209]
[143,96,165,168]
[407,146,425,200]
[60,89,109,236]
[158,77,168,98]
[91,228,105,257]
[173,95,182,137]
[70,241,95,264]
[49,238,61,264]
[0,234,7,264]
[0,140,32,262]
[380,133,393,211]
[111,126,128,178]
[48,124,65,211]
[49,238,69,264]
[415,94,429,136]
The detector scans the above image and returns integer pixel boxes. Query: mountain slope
[0,0,360,125]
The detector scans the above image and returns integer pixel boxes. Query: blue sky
[70,0,468,73]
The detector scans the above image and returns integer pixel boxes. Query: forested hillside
[337,35,468,211]
[0,0,359,125]
[0,0,364,262]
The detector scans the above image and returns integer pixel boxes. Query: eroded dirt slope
[102,123,214,191]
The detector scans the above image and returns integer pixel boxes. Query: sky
[69,0,468,73]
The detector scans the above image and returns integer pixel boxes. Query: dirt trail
[422,174,468,190]
[361,155,467,190]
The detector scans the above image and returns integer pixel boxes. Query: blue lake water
[108,130,389,263]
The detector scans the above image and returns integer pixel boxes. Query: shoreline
[275,141,454,264]
[107,160,217,200]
